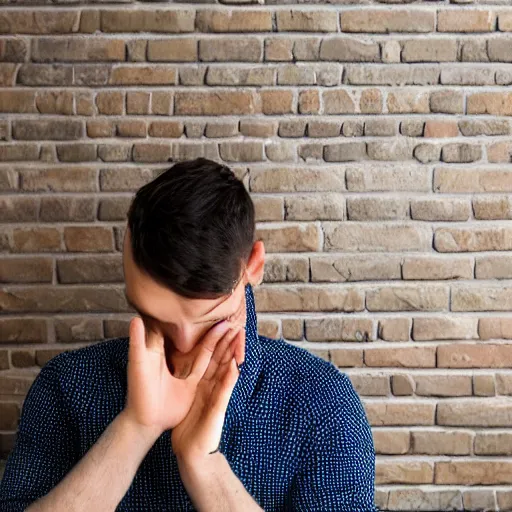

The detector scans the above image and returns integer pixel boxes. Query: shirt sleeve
[0,352,79,511]
[289,369,380,512]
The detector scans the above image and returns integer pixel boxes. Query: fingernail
[213,320,230,333]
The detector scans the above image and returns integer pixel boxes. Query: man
[0,158,379,511]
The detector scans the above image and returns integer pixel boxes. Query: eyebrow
[124,290,226,325]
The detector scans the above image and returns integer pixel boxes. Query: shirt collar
[116,284,262,424]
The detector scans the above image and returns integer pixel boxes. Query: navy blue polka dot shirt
[0,285,379,511]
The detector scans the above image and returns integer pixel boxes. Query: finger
[204,327,241,381]
[233,329,245,367]
[209,358,240,418]
[189,321,230,381]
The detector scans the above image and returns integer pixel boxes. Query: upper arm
[0,353,79,511]
[290,370,380,512]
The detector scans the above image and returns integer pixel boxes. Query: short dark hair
[126,158,255,299]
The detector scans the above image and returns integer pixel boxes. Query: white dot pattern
[0,285,379,511]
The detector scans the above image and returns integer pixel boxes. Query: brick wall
[1,1,512,509]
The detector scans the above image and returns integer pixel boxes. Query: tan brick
[415,143,442,164]
[199,38,261,62]
[0,38,27,62]
[435,167,512,193]
[151,91,173,115]
[109,65,176,85]
[276,11,337,32]
[0,318,48,343]
[298,89,320,114]
[401,119,425,137]
[240,120,277,138]
[0,257,53,283]
[320,38,380,62]
[474,196,512,220]
[32,37,124,62]
[0,196,38,222]
[256,224,319,252]
[20,167,96,192]
[342,120,364,137]
[0,63,16,86]
[57,143,97,163]
[175,91,260,116]
[204,122,238,138]
[253,197,283,222]
[479,317,512,340]
[411,198,471,222]
[437,459,512,485]
[170,142,219,162]
[40,197,95,222]
[147,39,197,62]
[387,90,429,114]
[377,461,433,485]
[206,67,274,87]
[475,432,512,456]
[148,121,183,138]
[284,194,344,221]
[263,255,309,283]
[424,120,458,138]
[219,141,264,162]
[488,38,512,62]
[430,90,464,114]
[435,227,512,252]
[330,349,363,368]
[324,142,366,162]
[349,373,389,396]
[360,88,383,114]
[264,38,293,62]
[323,223,432,252]
[373,430,410,455]
[438,10,495,32]
[255,286,364,313]
[0,91,35,113]
[132,143,171,162]
[487,141,512,163]
[474,374,495,396]
[278,64,314,86]
[402,39,457,62]
[0,11,79,34]
[365,401,435,424]
[378,319,411,341]
[86,120,114,138]
[412,430,473,455]
[403,256,473,280]
[311,255,401,283]
[476,253,512,279]
[346,166,431,192]
[64,226,113,252]
[126,91,150,115]
[282,319,303,340]
[438,343,512,369]
[258,319,279,339]
[98,144,131,163]
[452,285,512,312]
[260,90,294,115]
[467,92,512,116]
[441,66,495,86]
[100,168,154,192]
[12,227,61,253]
[115,120,146,138]
[463,490,497,512]
[367,285,449,312]
[442,143,482,163]
[79,11,100,34]
[13,119,83,141]
[307,120,340,138]
[101,10,195,33]
[305,317,373,342]
[364,119,397,137]
[36,91,73,115]
[96,91,123,115]
[323,89,355,114]
[10,350,35,368]
[196,10,272,32]
[347,197,408,221]
[391,374,415,395]
[341,10,434,33]
[413,317,478,341]
[98,197,131,221]
[499,12,512,31]
[387,489,462,511]
[57,255,123,284]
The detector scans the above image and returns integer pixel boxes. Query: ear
[244,241,265,287]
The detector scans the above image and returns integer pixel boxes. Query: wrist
[118,409,163,446]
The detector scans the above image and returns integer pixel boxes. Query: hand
[122,316,235,439]
[171,323,245,463]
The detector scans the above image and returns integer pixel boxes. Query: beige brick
[387,489,462,511]
[250,167,345,193]
[55,317,103,343]
[341,10,434,33]
[255,286,364,313]
[256,224,319,253]
[415,142,442,164]
[411,198,471,222]
[360,88,383,114]
[298,89,320,114]
[305,318,374,342]
[36,91,73,115]
[199,38,261,62]
[437,459,512,485]
[276,11,338,32]
[100,168,154,192]
[279,120,307,138]
[147,39,197,62]
[347,197,408,221]
[475,432,512,456]
[0,38,28,62]
[109,65,176,85]
[373,430,410,455]
[346,166,431,192]
[452,285,512,312]
[438,10,495,32]
[488,38,512,62]
[285,194,344,221]
[364,119,397,137]
[435,227,512,252]
[239,120,277,138]
[479,317,512,340]
[0,91,36,113]
[435,167,512,193]
[263,255,309,283]
[403,256,473,280]
[382,41,401,64]
[126,91,150,115]
[98,144,131,163]
[467,92,512,116]
[323,223,432,252]
[96,91,123,115]
[219,142,264,162]
[367,285,449,312]
[32,38,125,62]
[401,119,425,137]
[347,373,389,396]
[324,142,366,162]
[320,38,380,62]
[487,140,512,163]
[115,120,146,138]
[204,122,238,138]
[499,12,512,31]
[175,91,260,116]
[206,67,274,87]
[282,319,303,340]
[473,196,512,220]
[12,227,61,253]
[196,10,272,32]
[424,120,458,138]
[441,143,482,163]
[438,343,512,369]
[323,89,356,114]
[413,317,478,341]
[387,90,429,113]
[258,319,280,339]
[391,374,415,396]
[264,38,293,62]
[430,90,464,114]
[342,120,364,137]
[365,401,435,424]
[412,430,473,455]
[98,197,131,221]
[377,461,434,485]
[307,120,340,138]
[330,349,363,368]
[292,38,321,61]
[20,167,96,192]
[441,66,495,86]
[463,490,497,512]
[126,39,146,62]
[311,255,401,283]
[0,11,79,34]
[101,10,195,33]
[474,374,496,396]
[0,196,38,222]
[87,120,114,138]
[170,142,218,162]
[461,39,489,62]
[402,39,457,62]
[477,255,512,280]
[260,90,294,115]
[378,319,411,342]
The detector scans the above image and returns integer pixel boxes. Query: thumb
[128,316,146,365]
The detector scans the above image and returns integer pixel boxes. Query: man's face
[122,227,247,357]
